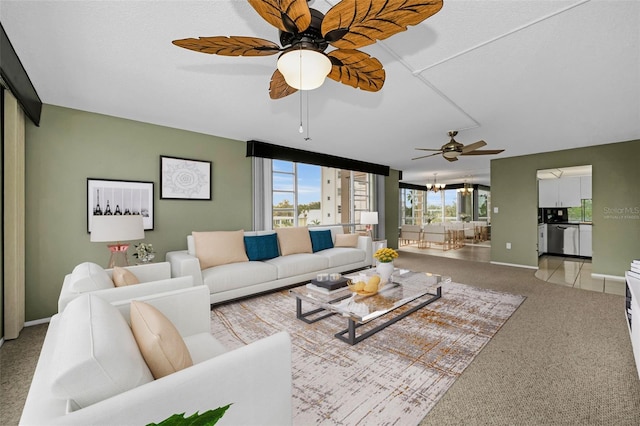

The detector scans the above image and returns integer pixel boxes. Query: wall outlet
[494,207,499,214]
[506,242,512,249]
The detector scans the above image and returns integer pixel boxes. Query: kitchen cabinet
[538,180,558,207]
[538,177,581,207]
[580,176,592,199]
[538,224,547,256]
[579,224,592,257]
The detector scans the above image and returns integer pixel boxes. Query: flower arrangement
[134,243,155,261]
[373,247,398,263]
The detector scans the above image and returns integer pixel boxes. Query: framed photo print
[160,155,212,200]
[87,178,154,232]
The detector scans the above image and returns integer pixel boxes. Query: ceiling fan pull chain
[305,90,311,141]
[298,45,304,134]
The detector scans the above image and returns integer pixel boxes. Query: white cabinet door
[580,176,592,199]
[579,224,592,257]
[538,179,558,207]
[557,177,581,207]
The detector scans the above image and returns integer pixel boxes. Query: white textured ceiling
[1,0,638,186]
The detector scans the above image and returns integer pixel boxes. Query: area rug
[210,282,525,425]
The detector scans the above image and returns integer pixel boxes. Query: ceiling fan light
[442,151,459,159]
[277,49,332,91]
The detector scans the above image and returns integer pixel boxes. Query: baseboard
[490,261,538,270]
[25,317,51,327]
[592,273,625,282]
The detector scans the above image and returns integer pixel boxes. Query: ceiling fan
[172,0,443,99]
[412,131,505,162]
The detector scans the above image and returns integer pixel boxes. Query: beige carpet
[210,281,525,425]
[394,252,640,425]
[3,253,640,425]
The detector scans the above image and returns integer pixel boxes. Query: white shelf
[626,271,640,379]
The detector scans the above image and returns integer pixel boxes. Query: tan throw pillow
[130,300,193,379]
[335,233,359,248]
[192,230,249,269]
[112,266,140,287]
[276,227,312,256]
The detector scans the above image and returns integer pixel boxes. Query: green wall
[491,139,640,276]
[25,105,252,320]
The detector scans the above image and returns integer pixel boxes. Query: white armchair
[21,285,293,425]
[57,262,194,312]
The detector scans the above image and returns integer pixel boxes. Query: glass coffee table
[289,269,449,345]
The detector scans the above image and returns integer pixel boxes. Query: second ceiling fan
[172,0,443,99]
[412,131,505,162]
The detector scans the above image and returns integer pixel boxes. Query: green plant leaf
[147,404,232,426]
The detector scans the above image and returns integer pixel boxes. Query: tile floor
[398,242,626,296]
[535,254,626,296]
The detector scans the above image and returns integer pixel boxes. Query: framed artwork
[160,155,212,200]
[87,178,154,232]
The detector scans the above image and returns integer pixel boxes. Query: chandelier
[426,174,446,192]
[457,182,474,196]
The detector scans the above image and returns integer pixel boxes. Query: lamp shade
[90,215,145,242]
[276,48,332,90]
[361,211,379,225]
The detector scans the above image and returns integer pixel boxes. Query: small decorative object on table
[374,247,399,284]
[134,242,155,264]
[347,274,381,296]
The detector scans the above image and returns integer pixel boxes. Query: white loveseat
[57,261,194,312]
[20,285,293,425]
[166,225,372,304]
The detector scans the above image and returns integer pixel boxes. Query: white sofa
[166,225,372,304]
[58,261,194,312]
[21,285,293,425]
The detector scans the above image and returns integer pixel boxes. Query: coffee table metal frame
[290,271,444,345]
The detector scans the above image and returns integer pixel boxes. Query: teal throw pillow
[309,230,334,253]
[244,233,279,261]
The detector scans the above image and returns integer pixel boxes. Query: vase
[376,261,394,284]
[138,253,155,264]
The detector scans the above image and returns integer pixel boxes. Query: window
[271,160,375,229]
[401,186,493,224]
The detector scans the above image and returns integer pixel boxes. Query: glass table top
[289,269,450,323]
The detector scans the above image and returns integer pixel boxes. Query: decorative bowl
[347,278,379,296]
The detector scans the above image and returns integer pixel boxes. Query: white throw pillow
[50,294,154,408]
[68,262,114,293]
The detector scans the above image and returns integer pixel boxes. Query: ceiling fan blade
[172,36,281,56]
[269,69,298,99]
[415,148,443,152]
[411,152,441,160]
[326,49,385,92]
[461,140,487,153]
[461,149,505,156]
[322,0,443,49]
[248,0,311,33]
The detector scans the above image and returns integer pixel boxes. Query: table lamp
[361,211,379,239]
[90,215,145,268]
